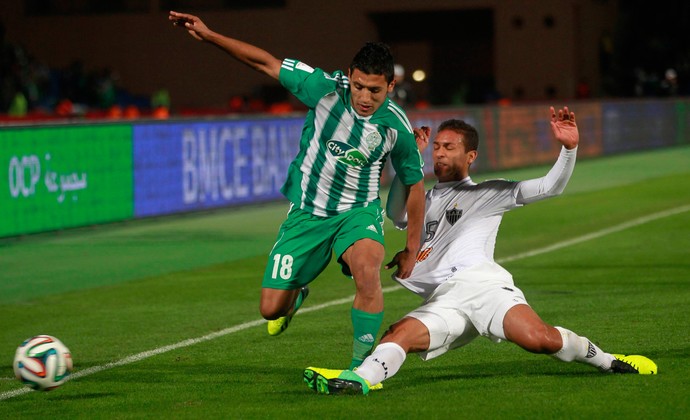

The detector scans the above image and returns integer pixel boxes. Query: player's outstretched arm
[549,106,579,149]
[169,11,282,80]
[515,106,579,205]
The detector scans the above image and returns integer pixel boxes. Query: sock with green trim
[292,287,307,314]
[349,308,383,370]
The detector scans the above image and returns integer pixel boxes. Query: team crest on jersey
[327,140,368,167]
[445,205,463,225]
[363,131,382,151]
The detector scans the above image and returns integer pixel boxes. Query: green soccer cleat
[303,367,370,395]
[610,354,658,374]
[267,287,309,336]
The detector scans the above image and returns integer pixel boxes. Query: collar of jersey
[432,177,474,197]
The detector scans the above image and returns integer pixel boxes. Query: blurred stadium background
[1,0,689,236]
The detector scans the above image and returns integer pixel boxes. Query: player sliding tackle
[304,106,657,395]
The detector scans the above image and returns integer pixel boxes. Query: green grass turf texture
[1,145,689,418]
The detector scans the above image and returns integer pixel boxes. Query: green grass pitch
[1,146,689,418]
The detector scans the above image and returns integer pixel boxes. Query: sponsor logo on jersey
[445,205,463,225]
[327,140,368,167]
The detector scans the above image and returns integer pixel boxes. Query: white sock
[552,326,614,371]
[354,342,407,386]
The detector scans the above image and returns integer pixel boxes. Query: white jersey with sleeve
[388,146,577,299]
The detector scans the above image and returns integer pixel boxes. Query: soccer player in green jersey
[170,11,426,369]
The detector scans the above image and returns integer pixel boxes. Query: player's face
[348,68,395,117]
[432,130,477,182]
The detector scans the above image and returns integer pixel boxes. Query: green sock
[349,308,384,370]
[291,287,307,315]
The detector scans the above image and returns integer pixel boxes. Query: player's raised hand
[169,11,211,42]
[413,126,431,152]
[549,106,579,150]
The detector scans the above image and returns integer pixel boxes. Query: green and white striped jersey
[279,58,424,217]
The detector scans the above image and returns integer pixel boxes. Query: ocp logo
[327,141,368,167]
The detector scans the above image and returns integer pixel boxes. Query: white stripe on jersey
[298,94,342,216]
[387,101,413,133]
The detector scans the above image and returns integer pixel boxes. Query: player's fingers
[170,11,197,26]
[384,257,399,270]
[169,10,193,18]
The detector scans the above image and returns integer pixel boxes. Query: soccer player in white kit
[304,107,657,395]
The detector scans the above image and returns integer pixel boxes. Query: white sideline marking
[2,204,689,401]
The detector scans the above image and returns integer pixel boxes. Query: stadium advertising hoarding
[406,103,603,175]
[492,103,603,169]
[601,100,679,154]
[133,118,303,217]
[0,125,133,237]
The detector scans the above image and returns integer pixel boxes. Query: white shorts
[406,262,528,360]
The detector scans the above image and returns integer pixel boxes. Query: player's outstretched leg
[503,305,658,374]
[267,286,309,336]
[303,367,370,395]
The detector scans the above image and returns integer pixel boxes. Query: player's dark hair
[437,119,479,151]
[349,42,395,83]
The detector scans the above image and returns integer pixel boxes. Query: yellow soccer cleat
[267,287,309,336]
[369,382,384,391]
[267,316,290,336]
[611,354,658,374]
[303,367,371,395]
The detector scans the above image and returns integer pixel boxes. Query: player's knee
[351,262,381,282]
[353,276,382,300]
[259,300,289,320]
[259,305,281,320]
[381,318,428,353]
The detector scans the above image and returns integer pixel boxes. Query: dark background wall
[0,0,687,111]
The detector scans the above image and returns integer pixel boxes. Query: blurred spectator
[660,68,679,96]
[228,95,246,113]
[152,106,169,119]
[388,64,416,108]
[151,88,171,109]
[576,78,591,99]
[107,104,122,119]
[55,98,73,116]
[123,104,140,119]
[8,91,27,116]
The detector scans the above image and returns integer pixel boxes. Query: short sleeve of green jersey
[390,130,424,185]
[279,58,340,109]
